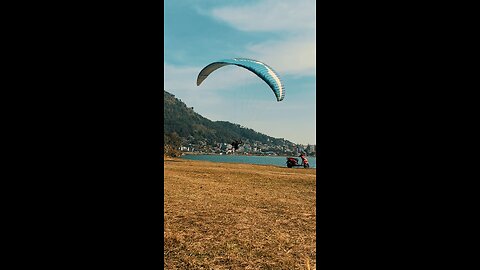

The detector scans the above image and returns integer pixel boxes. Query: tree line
[163,90,295,156]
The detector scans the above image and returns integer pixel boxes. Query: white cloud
[163,63,218,110]
[210,0,315,33]
[207,0,316,77]
[163,63,199,91]
[246,36,316,76]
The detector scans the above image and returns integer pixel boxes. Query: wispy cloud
[209,0,315,33]
[207,0,316,76]
[163,64,199,91]
[246,36,315,76]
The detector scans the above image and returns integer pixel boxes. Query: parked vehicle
[286,155,309,168]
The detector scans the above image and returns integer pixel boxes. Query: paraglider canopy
[196,58,285,102]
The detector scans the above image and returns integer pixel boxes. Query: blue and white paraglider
[196,58,285,102]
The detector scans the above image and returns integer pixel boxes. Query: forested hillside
[163,90,292,147]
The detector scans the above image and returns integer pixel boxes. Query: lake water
[182,154,316,168]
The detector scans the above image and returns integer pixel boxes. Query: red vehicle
[286,154,310,168]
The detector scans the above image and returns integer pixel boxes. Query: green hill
[164,90,293,147]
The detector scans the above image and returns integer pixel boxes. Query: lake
[182,154,316,168]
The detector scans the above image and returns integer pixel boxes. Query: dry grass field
[164,157,316,269]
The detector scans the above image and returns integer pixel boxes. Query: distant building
[307,144,315,153]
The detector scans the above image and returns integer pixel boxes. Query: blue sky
[164,0,316,145]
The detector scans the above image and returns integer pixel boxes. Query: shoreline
[181,152,316,158]
[180,153,316,169]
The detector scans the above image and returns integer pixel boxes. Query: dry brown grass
[164,157,316,269]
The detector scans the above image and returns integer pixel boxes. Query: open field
[164,157,316,269]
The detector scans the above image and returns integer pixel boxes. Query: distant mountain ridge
[163,90,294,147]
